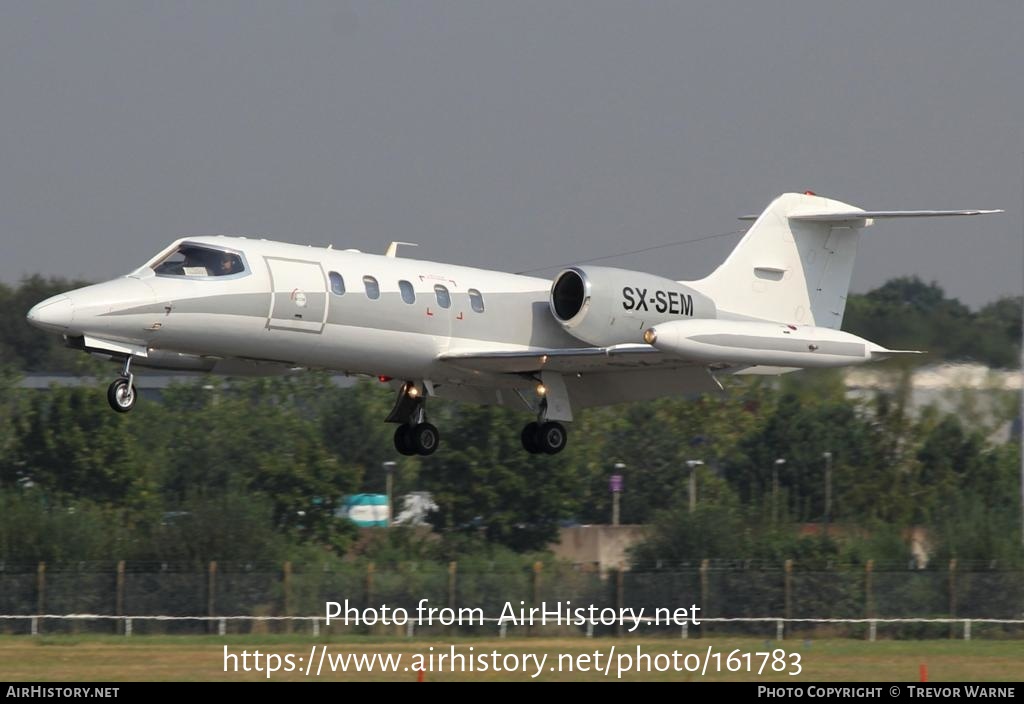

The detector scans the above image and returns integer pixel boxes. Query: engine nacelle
[549,265,716,347]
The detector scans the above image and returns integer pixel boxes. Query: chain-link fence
[1,560,1021,639]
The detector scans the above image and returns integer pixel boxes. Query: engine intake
[550,268,588,322]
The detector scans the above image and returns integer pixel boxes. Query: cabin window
[329,271,345,295]
[468,288,485,313]
[152,244,246,278]
[399,280,416,304]
[363,276,380,300]
[434,284,451,309]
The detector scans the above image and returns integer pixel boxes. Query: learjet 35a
[27,192,1001,456]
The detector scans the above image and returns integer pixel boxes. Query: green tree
[12,385,157,508]
[153,377,360,544]
[418,401,584,551]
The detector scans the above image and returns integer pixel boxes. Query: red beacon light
[378,375,392,383]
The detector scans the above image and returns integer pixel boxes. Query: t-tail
[689,191,1001,330]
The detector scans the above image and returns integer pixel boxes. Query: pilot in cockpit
[216,252,241,275]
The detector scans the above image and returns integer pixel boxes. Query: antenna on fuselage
[385,241,419,258]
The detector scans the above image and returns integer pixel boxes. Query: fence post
[864,560,874,641]
[116,560,125,635]
[36,562,46,635]
[948,559,957,640]
[207,561,217,635]
[283,561,292,635]
[700,559,710,637]
[365,562,375,632]
[615,566,625,638]
[530,561,542,636]
[784,559,793,622]
[452,560,460,638]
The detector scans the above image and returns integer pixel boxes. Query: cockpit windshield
[152,244,246,278]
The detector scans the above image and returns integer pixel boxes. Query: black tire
[521,422,541,454]
[393,425,416,456]
[107,379,136,413]
[410,422,440,456]
[538,421,567,455]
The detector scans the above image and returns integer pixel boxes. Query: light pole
[382,461,397,527]
[686,460,704,514]
[822,451,833,537]
[611,463,625,526]
[772,458,786,526]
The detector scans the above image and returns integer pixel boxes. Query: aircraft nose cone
[26,295,75,331]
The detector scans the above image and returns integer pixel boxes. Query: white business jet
[26,192,1000,456]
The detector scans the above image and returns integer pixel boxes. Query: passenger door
[265,258,328,333]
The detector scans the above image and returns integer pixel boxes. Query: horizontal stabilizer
[790,209,1002,223]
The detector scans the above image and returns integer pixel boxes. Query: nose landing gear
[107,356,137,413]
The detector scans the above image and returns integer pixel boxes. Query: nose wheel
[107,356,137,413]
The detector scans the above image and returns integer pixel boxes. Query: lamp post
[686,460,704,514]
[822,451,833,537]
[611,463,625,526]
[382,461,397,527]
[772,458,786,526]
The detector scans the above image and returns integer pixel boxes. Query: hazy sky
[1,1,1020,308]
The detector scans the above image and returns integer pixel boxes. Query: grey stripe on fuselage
[103,290,582,348]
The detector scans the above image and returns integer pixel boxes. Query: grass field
[1,635,1022,682]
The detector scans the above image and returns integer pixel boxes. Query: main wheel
[393,425,416,456]
[521,422,541,454]
[537,421,567,455]
[107,378,137,413]
[410,422,440,456]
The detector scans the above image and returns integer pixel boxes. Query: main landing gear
[520,420,568,455]
[383,377,571,457]
[106,356,137,413]
[387,382,440,457]
[520,385,569,455]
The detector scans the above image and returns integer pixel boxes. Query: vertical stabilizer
[690,193,866,329]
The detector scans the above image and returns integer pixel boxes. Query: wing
[435,344,724,409]
[438,343,689,374]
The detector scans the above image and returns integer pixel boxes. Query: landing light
[536,383,547,397]
[643,328,657,345]
[406,385,420,398]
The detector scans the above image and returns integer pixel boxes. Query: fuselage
[27,236,583,383]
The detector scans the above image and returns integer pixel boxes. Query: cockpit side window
[152,244,246,278]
